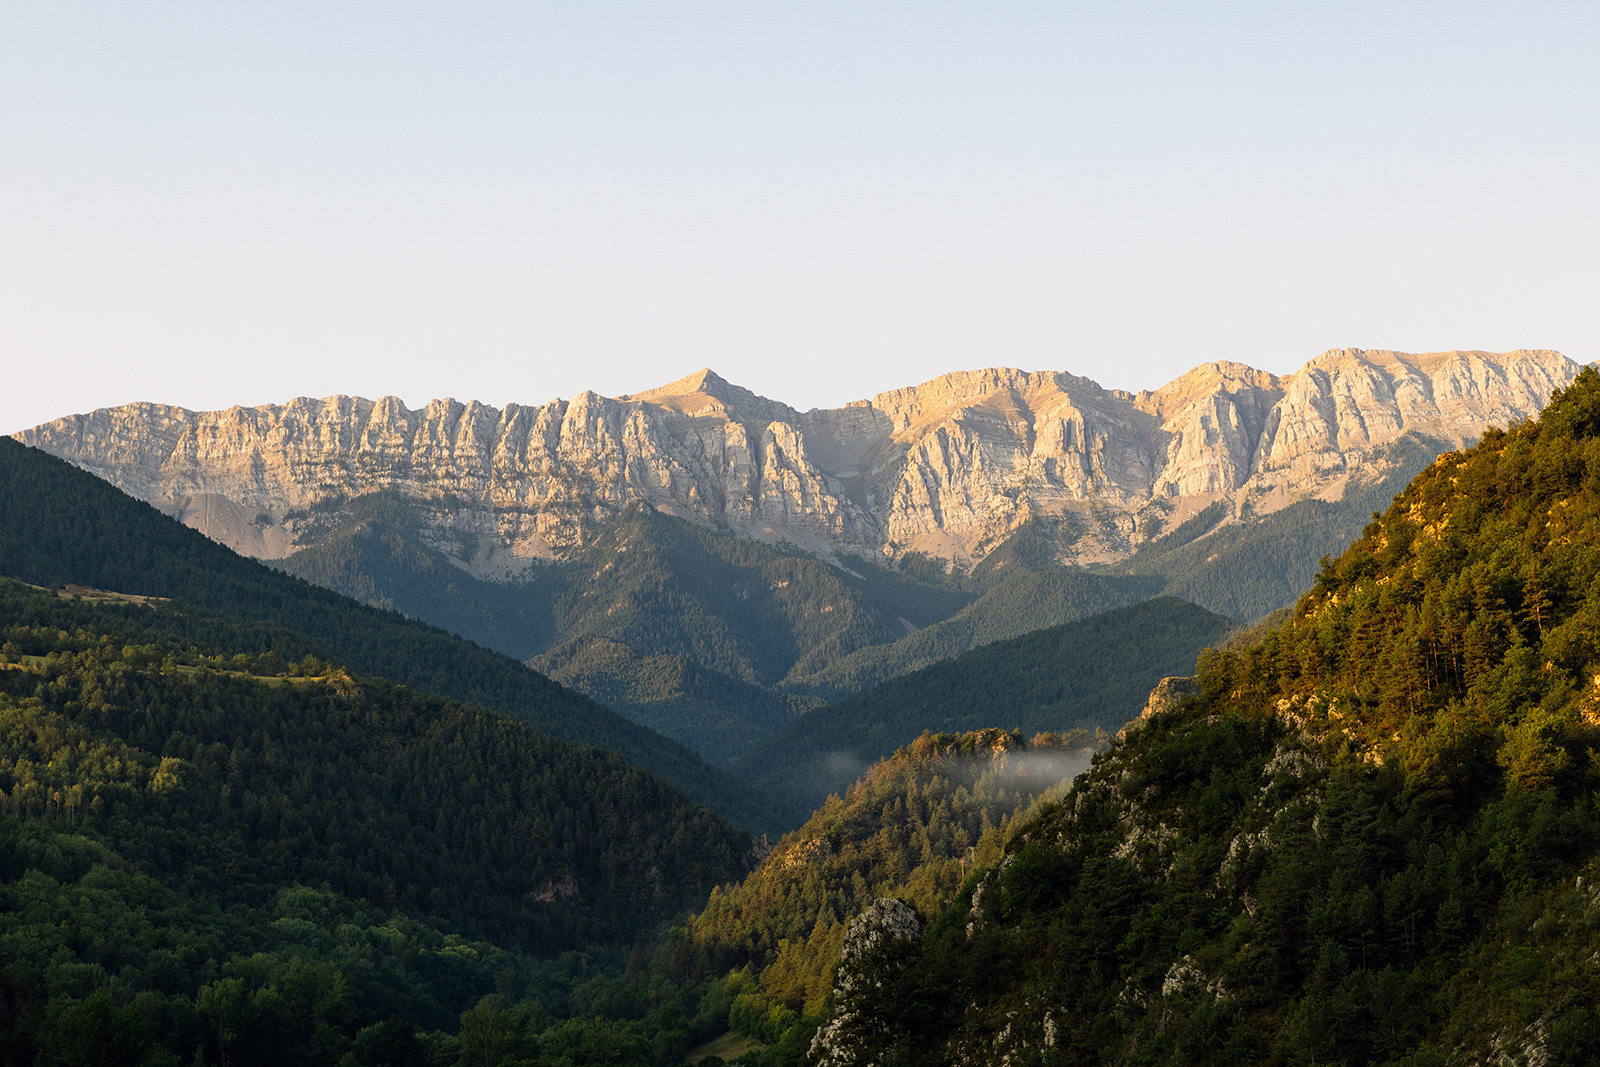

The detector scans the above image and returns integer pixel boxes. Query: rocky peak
[1135,360,1283,418]
[624,367,797,425]
[14,349,1578,575]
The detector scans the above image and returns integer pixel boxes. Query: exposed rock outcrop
[1118,675,1204,740]
[15,350,1577,573]
[809,898,925,1067]
[1133,676,1203,726]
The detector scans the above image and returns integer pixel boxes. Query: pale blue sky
[3,2,1596,432]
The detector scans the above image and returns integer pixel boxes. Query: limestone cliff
[14,349,1577,574]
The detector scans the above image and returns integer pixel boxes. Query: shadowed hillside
[0,438,793,834]
[735,596,1238,815]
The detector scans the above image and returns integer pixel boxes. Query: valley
[1,353,1596,1065]
[14,350,1570,772]
[6,0,1589,1060]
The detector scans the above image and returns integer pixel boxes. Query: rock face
[810,898,925,1067]
[14,349,1577,573]
[1123,676,1203,736]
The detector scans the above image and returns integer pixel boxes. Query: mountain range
[15,349,1578,772]
[16,348,1575,571]
[688,367,1600,1067]
[3,356,1599,1065]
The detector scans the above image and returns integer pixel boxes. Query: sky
[2,2,1596,433]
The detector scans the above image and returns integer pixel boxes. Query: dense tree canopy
[0,581,753,1065]
[0,439,788,833]
[786,370,1600,1065]
[736,596,1236,814]
[692,730,1097,1033]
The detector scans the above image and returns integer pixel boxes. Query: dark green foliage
[288,498,949,690]
[828,552,977,630]
[276,492,559,657]
[810,371,1600,1064]
[0,582,762,1065]
[31,988,156,1067]
[215,482,1170,768]
[0,439,790,834]
[579,431,1439,768]
[692,730,1092,1033]
[854,705,1600,1064]
[1144,500,1228,553]
[530,636,814,768]
[1196,372,1600,789]
[736,597,1237,815]
[274,495,981,763]
[524,506,943,691]
[0,587,749,950]
[792,568,1167,698]
[966,510,1091,580]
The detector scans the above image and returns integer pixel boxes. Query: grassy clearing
[685,1031,766,1063]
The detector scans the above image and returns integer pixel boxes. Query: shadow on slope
[0,438,794,834]
[783,568,1166,699]
[530,634,819,767]
[735,596,1238,818]
[274,491,560,657]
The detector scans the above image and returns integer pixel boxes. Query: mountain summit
[16,349,1574,574]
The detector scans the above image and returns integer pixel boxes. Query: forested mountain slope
[782,567,1165,699]
[0,580,753,1064]
[272,491,558,657]
[18,352,1571,779]
[529,635,809,769]
[0,439,791,833]
[512,506,964,691]
[3,357,1588,1064]
[284,500,1169,761]
[277,497,975,673]
[736,597,1237,814]
[687,731,1096,1041]
[263,460,1439,776]
[800,368,1600,1066]
[255,439,1444,771]
[770,431,1438,703]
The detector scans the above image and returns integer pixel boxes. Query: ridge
[14,348,1578,572]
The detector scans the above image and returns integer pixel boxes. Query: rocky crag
[14,349,1576,575]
